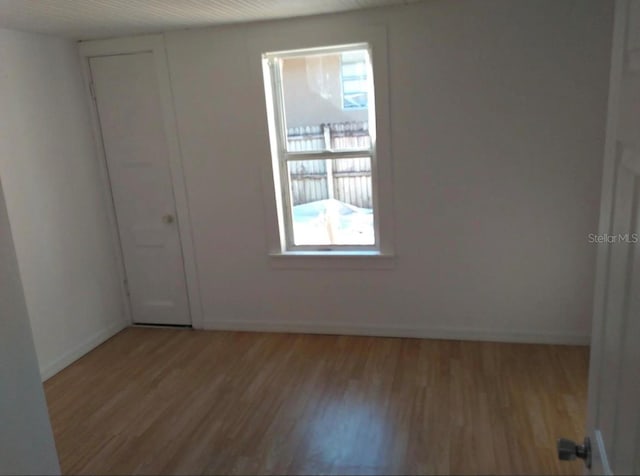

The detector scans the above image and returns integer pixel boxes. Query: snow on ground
[291,198,374,245]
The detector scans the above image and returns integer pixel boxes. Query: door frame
[78,34,204,329]
[586,1,628,473]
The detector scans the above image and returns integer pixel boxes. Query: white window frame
[263,43,380,253]
[249,25,394,265]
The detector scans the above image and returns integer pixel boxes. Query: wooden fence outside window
[286,121,373,209]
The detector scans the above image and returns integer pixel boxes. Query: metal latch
[557,436,592,469]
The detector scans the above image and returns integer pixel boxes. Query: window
[341,51,369,109]
[263,44,379,253]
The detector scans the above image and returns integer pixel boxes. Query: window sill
[268,251,396,269]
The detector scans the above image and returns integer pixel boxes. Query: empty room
[1,0,638,475]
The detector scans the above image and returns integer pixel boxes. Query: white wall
[162,0,613,344]
[0,28,125,379]
[0,178,60,475]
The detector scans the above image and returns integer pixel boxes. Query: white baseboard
[202,319,590,346]
[40,319,128,381]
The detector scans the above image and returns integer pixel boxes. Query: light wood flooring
[44,327,589,475]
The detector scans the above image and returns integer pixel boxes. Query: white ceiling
[0,0,416,41]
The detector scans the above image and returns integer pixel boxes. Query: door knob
[557,437,591,469]
[162,214,175,224]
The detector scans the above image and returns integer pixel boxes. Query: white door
[574,1,640,474]
[90,52,191,326]
[0,181,60,474]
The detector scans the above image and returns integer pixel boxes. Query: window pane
[342,63,367,78]
[341,50,368,63]
[288,158,374,246]
[343,93,368,109]
[281,49,371,152]
[342,79,368,93]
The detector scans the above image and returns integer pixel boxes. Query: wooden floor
[44,328,589,475]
